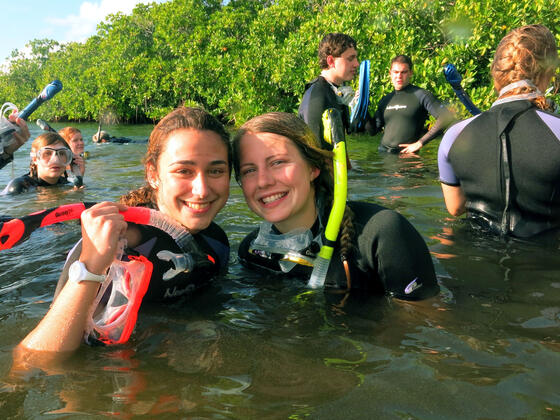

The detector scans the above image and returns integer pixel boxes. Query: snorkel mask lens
[36,147,73,164]
[87,256,153,345]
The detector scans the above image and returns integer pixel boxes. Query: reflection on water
[0,125,558,419]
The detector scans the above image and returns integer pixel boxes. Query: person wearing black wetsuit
[298,33,359,150]
[15,107,232,363]
[2,132,73,195]
[438,25,560,238]
[233,112,438,300]
[369,55,452,154]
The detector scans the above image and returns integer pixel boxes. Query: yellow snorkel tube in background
[308,108,348,288]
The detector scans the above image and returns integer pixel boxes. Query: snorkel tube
[308,108,348,288]
[443,64,481,116]
[18,80,63,120]
[349,60,371,132]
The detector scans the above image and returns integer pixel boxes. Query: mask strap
[498,79,541,97]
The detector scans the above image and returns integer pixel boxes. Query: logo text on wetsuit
[387,104,407,110]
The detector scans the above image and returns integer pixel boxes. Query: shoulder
[2,174,35,195]
[536,109,560,142]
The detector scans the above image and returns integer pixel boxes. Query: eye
[241,167,256,177]
[208,167,226,177]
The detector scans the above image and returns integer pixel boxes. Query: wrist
[69,260,106,284]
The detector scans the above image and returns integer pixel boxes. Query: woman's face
[33,141,71,184]
[149,128,230,234]
[68,132,84,155]
[238,132,319,233]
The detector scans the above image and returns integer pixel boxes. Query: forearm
[19,280,100,353]
[441,183,466,216]
[418,117,447,146]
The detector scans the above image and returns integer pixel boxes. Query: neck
[321,70,341,86]
[273,204,318,234]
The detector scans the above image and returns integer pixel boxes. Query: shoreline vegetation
[0,0,557,126]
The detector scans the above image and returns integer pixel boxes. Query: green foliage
[0,0,557,124]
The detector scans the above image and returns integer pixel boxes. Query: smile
[185,201,210,210]
[260,192,287,204]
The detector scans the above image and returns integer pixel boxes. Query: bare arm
[441,183,466,216]
[15,202,129,361]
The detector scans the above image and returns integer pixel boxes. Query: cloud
[46,0,164,43]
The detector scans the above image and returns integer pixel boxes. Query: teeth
[186,202,209,210]
[262,193,286,204]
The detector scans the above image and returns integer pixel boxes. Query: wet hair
[318,33,357,69]
[233,112,355,261]
[120,107,231,208]
[491,24,558,110]
[390,54,413,71]
[29,132,71,179]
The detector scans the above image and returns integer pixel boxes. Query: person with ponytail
[15,107,231,361]
[438,25,560,238]
[233,112,438,300]
[2,132,72,195]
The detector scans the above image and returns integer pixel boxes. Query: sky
[1,0,169,64]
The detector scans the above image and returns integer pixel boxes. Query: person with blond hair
[438,24,560,238]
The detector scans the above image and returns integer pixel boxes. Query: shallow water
[0,123,558,419]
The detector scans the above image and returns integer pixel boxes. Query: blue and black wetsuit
[238,201,438,300]
[298,76,350,149]
[1,173,69,195]
[438,99,560,237]
[370,84,449,152]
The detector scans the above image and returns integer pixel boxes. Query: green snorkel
[308,108,348,288]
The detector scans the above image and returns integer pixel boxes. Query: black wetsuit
[1,173,69,195]
[98,137,148,144]
[438,99,560,237]
[298,76,350,149]
[238,201,438,300]
[56,221,230,302]
[370,84,447,152]
[0,152,14,170]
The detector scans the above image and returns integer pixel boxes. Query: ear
[146,162,159,189]
[310,166,320,181]
[326,55,336,69]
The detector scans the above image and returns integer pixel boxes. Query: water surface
[0,123,558,419]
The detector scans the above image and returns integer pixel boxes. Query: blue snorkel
[443,64,481,116]
[308,108,348,288]
[349,60,370,131]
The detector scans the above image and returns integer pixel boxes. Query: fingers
[4,114,30,155]
[79,202,129,274]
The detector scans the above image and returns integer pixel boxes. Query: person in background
[298,33,359,150]
[2,132,73,195]
[369,54,453,154]
[438,24,560,238]
[59,126,86,178]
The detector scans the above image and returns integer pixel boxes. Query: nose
[191,172,209,197]
[257,167,274,188]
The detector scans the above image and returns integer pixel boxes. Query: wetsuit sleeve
[298,83,328,146]
[366,96,388,136]
[438,117,476,186]
[0,153,13,169]
[355,203,438,300]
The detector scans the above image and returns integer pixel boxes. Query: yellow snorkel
[308,108,348,288]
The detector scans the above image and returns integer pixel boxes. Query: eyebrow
[171,159,228,166]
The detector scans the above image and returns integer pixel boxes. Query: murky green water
[0,122,558,419]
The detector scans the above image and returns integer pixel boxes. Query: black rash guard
[370,84,448,151]
[298,76,350,149]
[1,173,69,195]
[438,99,560,237]
[238,201,438,300]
